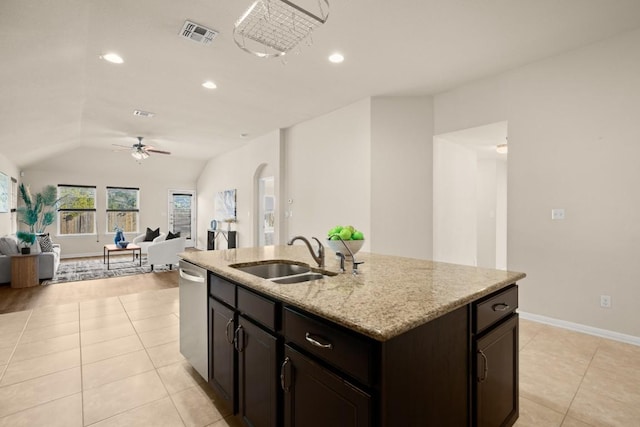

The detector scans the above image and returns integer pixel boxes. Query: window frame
[57,184,97,236]
[106,186,140,234]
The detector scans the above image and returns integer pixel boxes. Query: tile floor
[0,287,638,426]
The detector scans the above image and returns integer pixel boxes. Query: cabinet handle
[234,325,244,352]
[280,357,291,393]
[492,302,510,312]
[225,318,234,344]
[305,332,333,350]
[478,349,488,383]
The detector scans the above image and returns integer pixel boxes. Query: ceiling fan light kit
[113,137,171,162]
[233,0,329,58]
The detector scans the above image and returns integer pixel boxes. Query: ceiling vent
[133,110,155,118]
[180,20,218,45]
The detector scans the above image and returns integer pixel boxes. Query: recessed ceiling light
[328,52,344,63]
[101,53,124,64]
[202,81,217,89]
[240,133,249,138]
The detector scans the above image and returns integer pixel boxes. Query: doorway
[433,121,508,269]
[168,190,196,248]
[257,177,275,246]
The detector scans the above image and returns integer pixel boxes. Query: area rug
[43,256,173,285]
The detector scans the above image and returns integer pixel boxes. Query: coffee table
[103,244,142,270]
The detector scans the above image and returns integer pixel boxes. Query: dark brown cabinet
[475,314,519,427]
[282,345,371,427]
[209,298,236,410]
[472,285,519,427]
[236,317,279,427]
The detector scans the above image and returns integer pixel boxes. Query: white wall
[477,159,498,268]
[0,153,20,236]
[22,147,202,257]
[434,28,640,337]
[196,130,281,250]
[433,138,477,265]
[370,96,433,259]
[283,99,372,247]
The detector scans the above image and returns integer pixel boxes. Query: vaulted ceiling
[2,0,640,168]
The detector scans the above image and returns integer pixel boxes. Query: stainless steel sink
[271,273,326,284]
[230,260,310,279]
[230,260,337,284]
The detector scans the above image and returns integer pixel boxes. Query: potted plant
[16,230,36,254]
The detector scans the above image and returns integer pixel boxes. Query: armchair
[147,237,187,271]
[132,232,167,254]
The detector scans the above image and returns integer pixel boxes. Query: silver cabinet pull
[280,357,291,392]
[305,332,333,350]
[225,318,234,344]
[478,349,488,383]
[492,303,510,312]
[234,325,244,352]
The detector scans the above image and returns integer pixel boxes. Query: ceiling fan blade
[112,143,132,148]
[146,148,171,155]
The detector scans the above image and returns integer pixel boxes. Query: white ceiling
[2,0,640,168]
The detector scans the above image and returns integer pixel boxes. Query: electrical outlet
[551,209,565,220]
[600,295,611,308]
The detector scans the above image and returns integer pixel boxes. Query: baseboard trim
[519,311,640,346]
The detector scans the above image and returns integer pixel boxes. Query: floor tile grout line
[0,309,34,384]
[557,338,602,426]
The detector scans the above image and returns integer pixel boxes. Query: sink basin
[230,260,310,279]
[230,260,338,284]
[271,273,326,284]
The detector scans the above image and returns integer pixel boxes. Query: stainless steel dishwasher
[179,259,208,380]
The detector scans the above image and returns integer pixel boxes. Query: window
[58,185,97,235]
[106,187,139,233]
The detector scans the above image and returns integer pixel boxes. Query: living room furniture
[132,231,167,254]
[103,244,142,270]
[0,235,61,284]
[10,254,40,288]
[207,229,237,250]
[148,237,186,270]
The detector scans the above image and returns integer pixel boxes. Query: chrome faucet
[328,234,364,275]
[287,236,325,268]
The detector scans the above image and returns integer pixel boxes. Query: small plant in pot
[16,231,37,254]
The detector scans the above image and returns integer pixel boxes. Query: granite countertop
[180,246,526,342]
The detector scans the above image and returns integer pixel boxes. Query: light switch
[551,209,565,220]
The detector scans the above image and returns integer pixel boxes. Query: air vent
[133,110,155,118]
[180,20,218,45]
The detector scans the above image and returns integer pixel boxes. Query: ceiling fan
[112,137,171,160]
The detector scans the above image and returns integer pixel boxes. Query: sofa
[0,235,61,284]
[147,236,186,270]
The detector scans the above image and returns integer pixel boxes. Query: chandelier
[233,0,330,59]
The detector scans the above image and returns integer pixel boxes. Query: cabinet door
[475,314,519,427]
[237,316,279,427]
[209,298,236,410]
[282,345,371,427]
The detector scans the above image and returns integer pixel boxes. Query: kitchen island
[180,245,526,427]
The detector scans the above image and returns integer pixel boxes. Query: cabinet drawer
[474,285,518,333]
[210,274,236,307]
[283,307,373,386]
[237,286,277,331]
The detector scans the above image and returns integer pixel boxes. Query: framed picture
[0,172,9,213]
[215,189,237,222]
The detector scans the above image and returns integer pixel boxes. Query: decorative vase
[114,230,125,245]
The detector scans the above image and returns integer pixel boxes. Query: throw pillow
[166,231,181,240]
[144,227,160,242]
[0,236,19,255]
[38,234,54,252]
